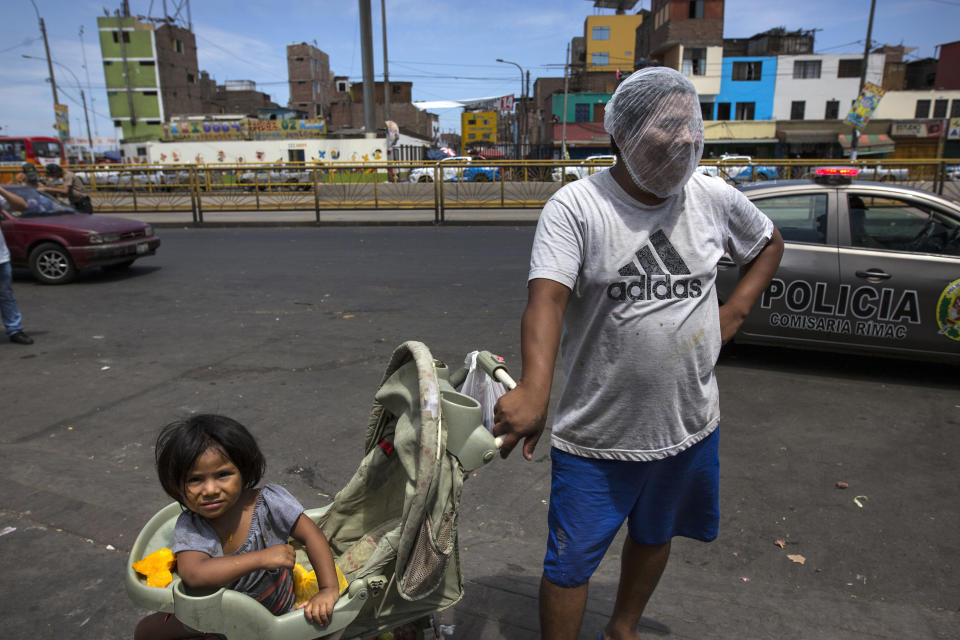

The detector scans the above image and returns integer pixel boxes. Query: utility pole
[358,0,377,138]
[561,42,570,159]
[850,0,876,161]
[39,17,59,106]
[29,0,60,134]
[380,0,390,124]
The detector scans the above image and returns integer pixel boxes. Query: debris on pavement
[774,539,787,548]
[836,481,849,489]
[853,495,868,508]
[0,527,16,537]
[787,554,806,565]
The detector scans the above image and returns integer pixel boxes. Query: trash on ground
[774,539,787,548]
[0,527,16,537]
[853,495,868,508]
[787,554,806,565]
[836,481,849,489]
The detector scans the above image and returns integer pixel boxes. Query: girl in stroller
[135,414,341,640]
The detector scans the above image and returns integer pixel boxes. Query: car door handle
[855,269,892,280]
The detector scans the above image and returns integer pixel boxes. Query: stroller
[125,341,515,640]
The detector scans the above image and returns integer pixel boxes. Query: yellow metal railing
[0,158,956,223]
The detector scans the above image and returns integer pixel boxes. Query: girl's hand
[261,544,296,571]
[297,586,339,626]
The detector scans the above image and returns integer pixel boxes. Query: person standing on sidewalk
[0,185,34,345]
[493,68,783,640]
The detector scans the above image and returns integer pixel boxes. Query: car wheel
[102,259,135,272]
[28,242,77,284]
[417,175,433,183]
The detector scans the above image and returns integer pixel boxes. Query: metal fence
[1,158,957,224]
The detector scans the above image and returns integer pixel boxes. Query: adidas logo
[607,230,703,301]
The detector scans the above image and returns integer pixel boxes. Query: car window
[3,186,76,217]
[847,193,960,256]
[751,193,828,244]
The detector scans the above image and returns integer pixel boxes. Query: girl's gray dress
[172,484,305,615]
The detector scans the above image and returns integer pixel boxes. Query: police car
[717,168,960,363]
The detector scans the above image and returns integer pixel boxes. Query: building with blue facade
[710,56,777,121]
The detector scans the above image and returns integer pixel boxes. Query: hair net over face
[604,67,704,198]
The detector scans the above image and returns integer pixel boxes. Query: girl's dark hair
[155,414,266,502]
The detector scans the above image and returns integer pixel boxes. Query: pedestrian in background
[0,184,34,345]
[18,163,42,187]
[493,67,783,640]
[40,163,92,213]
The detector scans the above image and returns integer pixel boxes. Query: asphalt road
[1,227,957,640]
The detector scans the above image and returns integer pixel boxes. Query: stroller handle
[474,351,517,449]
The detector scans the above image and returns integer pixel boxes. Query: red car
[1,185,160,284]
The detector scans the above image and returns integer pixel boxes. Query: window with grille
[952,100,960,118]
[837,59,862,78]
[592,26,610,40]
[717,102,731,120]
[575,103,591,122]
[790,101,805,120]
[793,60,821,79]
[732,61,762,81]
[915,100,930,118]
[591,52,609,66]
[933,99,948,118]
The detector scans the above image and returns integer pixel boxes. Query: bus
[0,136,66,182]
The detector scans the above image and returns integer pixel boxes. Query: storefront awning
[779,129,839,144]
[838,133,895,156]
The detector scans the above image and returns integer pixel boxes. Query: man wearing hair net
[494,67,783,639]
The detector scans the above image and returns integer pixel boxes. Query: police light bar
[813,167,859,185]
[815,167,859,176]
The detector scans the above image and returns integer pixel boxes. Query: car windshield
[3,185,77,218]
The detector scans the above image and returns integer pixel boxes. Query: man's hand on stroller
[493,383,548,461]
[298,586,339,626]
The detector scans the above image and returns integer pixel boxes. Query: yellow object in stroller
[125,341,512,640]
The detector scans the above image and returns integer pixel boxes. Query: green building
[98,14,204,142]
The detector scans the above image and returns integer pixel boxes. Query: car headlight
[90,232,121,244]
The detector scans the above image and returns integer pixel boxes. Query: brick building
[327,79,437,140]
[286,43,332,118]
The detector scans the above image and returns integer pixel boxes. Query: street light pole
[23,54,95,164]
[497,58,525,159]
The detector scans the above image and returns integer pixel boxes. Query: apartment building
[98,14,204,140]
[287,43,332,118]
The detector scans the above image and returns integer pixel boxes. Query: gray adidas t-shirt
[530,169,773,461]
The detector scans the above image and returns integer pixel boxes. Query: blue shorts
[543,429,720,588]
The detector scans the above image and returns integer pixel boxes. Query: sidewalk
[108,207,543,227]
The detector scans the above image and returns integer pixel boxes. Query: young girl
[135,414,340,640]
